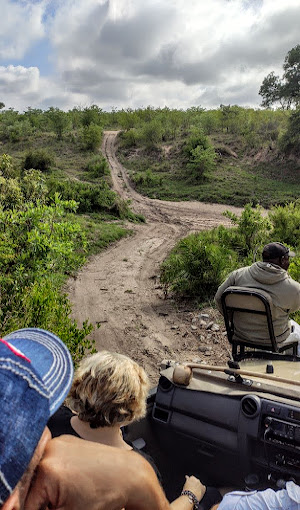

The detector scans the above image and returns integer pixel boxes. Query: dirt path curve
[67,131,242,382]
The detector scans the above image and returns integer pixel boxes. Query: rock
[206,321,214,330]
[199,313,209,319]
[192,317,197,323]
[204,351,212,356]
[198,345,208,352]
[191,325,198,331]
[211,324,220,332]
[182,331,189,337]
[199,320,207,327]
[171,325,179,330]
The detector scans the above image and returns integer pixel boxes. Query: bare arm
[25,435,170,510]
[170,476,206,510]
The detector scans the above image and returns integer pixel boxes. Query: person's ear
[2,489,21,510]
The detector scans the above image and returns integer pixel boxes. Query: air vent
[241,395,261,418]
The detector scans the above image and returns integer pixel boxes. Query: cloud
[1,0,300,110]
[0,0,45,60]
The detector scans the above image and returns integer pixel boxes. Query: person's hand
[182,475,206,502]
[25,435,170,510]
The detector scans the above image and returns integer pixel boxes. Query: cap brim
[3,328,74,415]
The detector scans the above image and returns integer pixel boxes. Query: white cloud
[1,0,300,110]
[0,0,45,59]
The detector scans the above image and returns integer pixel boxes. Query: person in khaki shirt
[215,242,300,348]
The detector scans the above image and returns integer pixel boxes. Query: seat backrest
[221,286,276,350]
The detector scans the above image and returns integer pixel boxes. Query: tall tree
[259,45,300,109]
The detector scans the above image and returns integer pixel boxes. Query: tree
[0,102,5,110]
[259,45,300,109]
[46,107,70,139]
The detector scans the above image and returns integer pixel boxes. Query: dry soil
[67,131,243,383]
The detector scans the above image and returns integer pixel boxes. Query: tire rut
[67,131,242,382]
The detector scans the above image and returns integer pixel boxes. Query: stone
[191,325,198,331]
[199,313,209,319]
[211,324,220,332]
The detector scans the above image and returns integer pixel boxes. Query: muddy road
[67,131,242,382]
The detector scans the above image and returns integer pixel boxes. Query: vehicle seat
[221,286,298,360]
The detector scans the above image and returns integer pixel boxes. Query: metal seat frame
[221,286,298,361]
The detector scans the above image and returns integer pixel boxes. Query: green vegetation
[0,108,141,363]
[259,45,300,109]
[0,96,299,359]
[117,105,299,207]
[160,201,300,325]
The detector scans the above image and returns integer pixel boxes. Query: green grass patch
[118,144,300,208]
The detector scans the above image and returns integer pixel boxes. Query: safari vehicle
[125,287,300,501]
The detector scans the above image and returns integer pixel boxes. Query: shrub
[86,155,110,177]
[0,154,17,178]
[47,178,117,214]
[21,169,48,203]
[223,203,272,261]
[7,119,33,142]
[81,123,102,151]
[23,149,54,172]
[269,202,300,247]
[119,129,140,148]
[132,169,163,187]
[0,177,23,209]
[187,144,216,180]
[160,230,237,299]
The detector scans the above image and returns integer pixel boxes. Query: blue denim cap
[0,328,74,504]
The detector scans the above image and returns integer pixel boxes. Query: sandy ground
[67,131,243,383]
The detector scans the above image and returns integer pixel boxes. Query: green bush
[132,169,163,187]
[119,129,140,148]
[18,278,94,366]
[47,178,117,214]
[7,119,33,142]
[187,144,216,180]
[269,202,300,247]
[0,177,23,210]
[160,230,237,299]
[0,154,17,178]
[86,155,110,177]
[23,149,54,172]
[223,204,272,261]
[81,123,102,151]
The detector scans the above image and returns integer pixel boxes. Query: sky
[0,0,299,112]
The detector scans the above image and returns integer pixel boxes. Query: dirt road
[67,131,242,382]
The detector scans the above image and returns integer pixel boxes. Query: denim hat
[0,328,74,504]
[262,242,296,260]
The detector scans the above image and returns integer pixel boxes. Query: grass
[76,214,132,255]
[117,141,300,208]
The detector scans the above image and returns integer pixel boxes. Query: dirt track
[67,131,242,382]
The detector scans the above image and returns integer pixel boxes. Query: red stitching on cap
[0,339,31,363]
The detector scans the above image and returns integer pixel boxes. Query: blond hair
[67,351,150,428]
